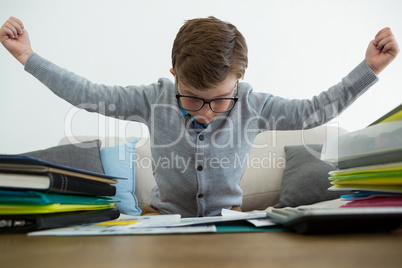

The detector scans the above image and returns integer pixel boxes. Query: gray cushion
[25,140,104,174]
[274,144,348,208]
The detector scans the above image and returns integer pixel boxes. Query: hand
[365,27,399,75]
[0,17,34,65]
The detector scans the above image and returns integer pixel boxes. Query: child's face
[175,73,238,124]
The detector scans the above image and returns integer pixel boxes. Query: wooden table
[1,229,402,268]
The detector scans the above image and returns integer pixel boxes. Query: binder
[0,154,128,196]
[0,172,116,196]
[0,208,120,233]
[0,154,122,184]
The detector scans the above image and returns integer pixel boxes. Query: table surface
[1,229,402,268]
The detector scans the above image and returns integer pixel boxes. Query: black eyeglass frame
[175,81,239,113]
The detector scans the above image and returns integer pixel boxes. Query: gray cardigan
[25,53,378,217]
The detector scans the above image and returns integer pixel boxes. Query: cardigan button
[197,165,203,171]
[199,135,204,141]
[198,194,204,198]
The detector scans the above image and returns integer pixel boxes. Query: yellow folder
[331,178,402,185]
[0,203,115,215]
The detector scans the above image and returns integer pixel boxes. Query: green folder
[329,171,402,181]
[0,190,119,214]
[216,225,284,233]
[331,178,402,185]
[0,190,119,205]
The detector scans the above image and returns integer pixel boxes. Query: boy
[1,16,399,217]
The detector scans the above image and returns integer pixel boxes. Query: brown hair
[172,16,248,90]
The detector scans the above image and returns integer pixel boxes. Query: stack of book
[0,154,120,233]
[321,104,402,207]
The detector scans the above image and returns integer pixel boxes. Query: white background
[1,0,401,153]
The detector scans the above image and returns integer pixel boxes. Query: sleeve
[24,53,168,124]
[248,60,379,130]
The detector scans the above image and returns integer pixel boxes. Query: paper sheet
[28,210,276,236]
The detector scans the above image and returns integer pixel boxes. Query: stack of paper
[321,104,402,207]
[328,162,402,206]
[27,209,279,236]
[0,154,121,233]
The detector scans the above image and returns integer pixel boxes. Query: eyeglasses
[176,80,239,113]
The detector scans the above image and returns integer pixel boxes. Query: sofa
[56,124,349,214]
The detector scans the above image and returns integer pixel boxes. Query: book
[0,172,116,196]
[0,154,122,184]
[0,208,120,233]
[0,163,117,184]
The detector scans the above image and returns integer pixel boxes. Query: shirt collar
[179,107,209,128]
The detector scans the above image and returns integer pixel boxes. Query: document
[28,210,276,236]
[28,214,215,236]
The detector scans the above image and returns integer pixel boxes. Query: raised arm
[0,17,34,65]
[0,17,165,124]
[251,28,399,131]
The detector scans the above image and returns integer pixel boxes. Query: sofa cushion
[274,144,347,208]
[240,126,346,211]
[58,136,156,210]
[100,140,141,216]
[25,140,104,174]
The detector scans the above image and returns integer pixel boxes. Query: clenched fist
[1,17,34,65]
[365,27,399,75]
